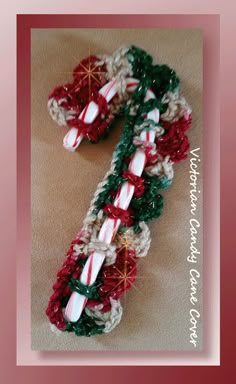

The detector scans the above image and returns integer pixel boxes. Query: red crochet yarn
[99,248,137,300]
[46,236,138,322]
[157,115,192,162]
[73,55,106,85]
[45,236,86,330]
[48,55,113,143]
[103,203,134,226]
[67,92,114,142]
[87,248,137,313]
[48,82,86,113]
[144,147,159,166]
[122,170,145,198]
[46,48,192,336]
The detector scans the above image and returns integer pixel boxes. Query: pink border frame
[16,14,220,367]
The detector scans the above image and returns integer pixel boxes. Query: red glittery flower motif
[48,55,113,143]
[72,55,107,86]
[99,248,137,300]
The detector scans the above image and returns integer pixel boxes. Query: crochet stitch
[46,45,192,336]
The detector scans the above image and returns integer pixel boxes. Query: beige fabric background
[31,28,202,351]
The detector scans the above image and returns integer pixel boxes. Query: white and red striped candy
[65,85,160,323]
[63,78,142,152]
[63,79,118,152]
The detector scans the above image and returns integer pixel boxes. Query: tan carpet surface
[31,28,202,351]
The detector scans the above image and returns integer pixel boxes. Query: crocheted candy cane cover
[46,46,192,336]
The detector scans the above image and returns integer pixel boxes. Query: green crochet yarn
[45,44,192,339]
[92,91,170,221]
[92,81,172,222]
[92,106,138,214]
[68,278,101,299]
[127,45,180,97]
[63,258,106,337]
[63,48,179,337]
[130,176,164,224]
[127,45,153,79]
[143,172,173,190]
[65,312,105,337]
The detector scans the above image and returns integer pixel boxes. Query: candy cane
[65,86,159,322]
[63,78,140,152]
[46,47,193,337]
